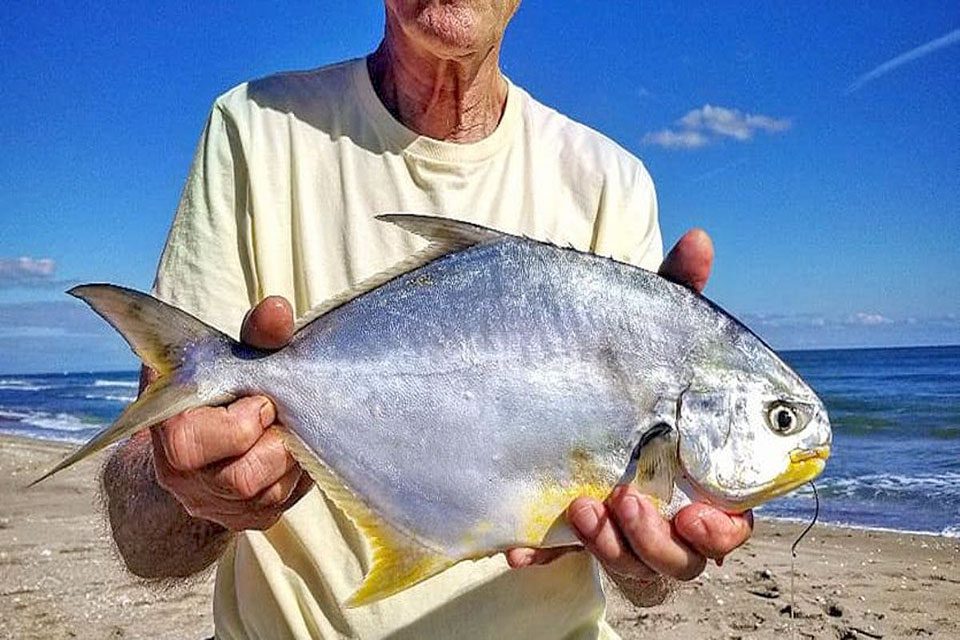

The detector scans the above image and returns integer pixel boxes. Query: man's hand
[151,296,312,531]
[506,229,754,604]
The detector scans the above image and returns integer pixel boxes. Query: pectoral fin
[281,431,454,607]
[619,421,680,513]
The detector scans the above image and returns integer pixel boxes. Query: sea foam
[93,379,139,388]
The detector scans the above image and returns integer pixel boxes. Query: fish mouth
[749,445,830,505]
[788,446,831,465]
[688,445,830,513]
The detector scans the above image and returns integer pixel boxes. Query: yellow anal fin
[280,431,454,607]
[346,535,453,608]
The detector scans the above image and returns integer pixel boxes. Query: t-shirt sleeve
[591,162,664,272]
[152,102,256,340]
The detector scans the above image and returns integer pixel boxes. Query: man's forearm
[100,431,231,579]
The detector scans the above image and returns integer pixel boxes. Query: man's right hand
[150,296,312,531]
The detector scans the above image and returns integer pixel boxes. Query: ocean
[2,345,958,537]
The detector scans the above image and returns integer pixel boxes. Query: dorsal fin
[376,213,505,249]
[293,242,450,332]
[293,214,505,333]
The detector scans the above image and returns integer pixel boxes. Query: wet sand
[1,434,957,639]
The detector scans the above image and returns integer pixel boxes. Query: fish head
[675,366,831,513]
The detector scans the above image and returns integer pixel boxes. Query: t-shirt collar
[352,57,521,163]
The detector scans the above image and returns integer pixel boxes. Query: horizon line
[2,343,959,377]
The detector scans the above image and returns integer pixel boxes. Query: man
[102,2,753,638]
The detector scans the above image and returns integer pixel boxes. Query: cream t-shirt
[155,58,663,640]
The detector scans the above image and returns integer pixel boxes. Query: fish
[34,214,831,607]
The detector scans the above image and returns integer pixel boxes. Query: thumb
[241,296,294,350]
[658,228,714,294]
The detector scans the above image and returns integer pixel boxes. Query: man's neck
[367,19,508,143]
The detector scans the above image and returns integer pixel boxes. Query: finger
[610,488,706,581]
[658,228,714,294]
[674,504,754,562]
[505,547,537,569]
[157,396,274,471]
[282,472,315,509]
[205,428,297,500]
[568,496,657,580]
[213,470,309,531]
[527,547,575,566]
[151,427,185,490]
[252,466,303,510]
[149,430,227,517]
[505,546,574,568]
[241,296,294,350]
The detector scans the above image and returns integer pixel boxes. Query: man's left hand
[506,229,754,603]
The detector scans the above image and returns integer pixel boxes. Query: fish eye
[766,402,802,435]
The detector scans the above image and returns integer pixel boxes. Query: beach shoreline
[1,434,958,639]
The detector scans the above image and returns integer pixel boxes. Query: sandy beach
[1,434,957,640]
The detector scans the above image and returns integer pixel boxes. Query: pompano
[35,214,831,606]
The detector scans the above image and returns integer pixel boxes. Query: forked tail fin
[31,284,237,484]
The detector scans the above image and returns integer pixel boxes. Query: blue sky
[1,1,958,373]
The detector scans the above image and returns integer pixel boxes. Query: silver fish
[36,214,831,606]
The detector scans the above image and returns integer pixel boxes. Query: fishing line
[790,481,820,638]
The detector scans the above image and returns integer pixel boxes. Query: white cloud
[848,28,960,94]
[844,312,894,326]
[742,311,960,331]
[0,257,58,288]
[740,311,960,350]
[641,129,709,149]
[678,105,791,140]
[0,301,112,335]
[0,301,138,373]
[644,104,791,150]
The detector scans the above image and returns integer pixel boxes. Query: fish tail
[31,284,239,485]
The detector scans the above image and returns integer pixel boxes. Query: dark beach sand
[1,434,957,639]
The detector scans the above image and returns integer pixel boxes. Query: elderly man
[102,2,752,638]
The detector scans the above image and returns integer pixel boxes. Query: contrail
[847,28,960,93]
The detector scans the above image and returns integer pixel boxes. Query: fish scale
[35,213,831,607]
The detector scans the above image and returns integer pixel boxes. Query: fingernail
[715,555,725,567]
[259,401,273,427]
[616,494,640,521]
[569,502,600,536]
[507,549,532,568]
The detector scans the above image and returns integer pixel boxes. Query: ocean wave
[93,379,138,388]
[83,393,136,403]
[0,379,52,391]
[0,409,33,420]
[765,515,960,539]
[0,409,102,434]
[786,472,960,501]
[0,425,94,446]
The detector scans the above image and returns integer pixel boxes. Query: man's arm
[101,429,231,578]
[101,297,309,579]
